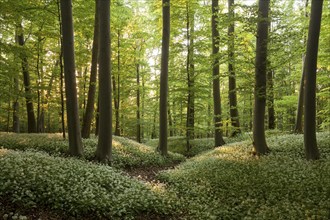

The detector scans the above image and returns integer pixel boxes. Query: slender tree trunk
[228,0,241,136]
[136,62,141,143]
[57,0,66,139]
[295,0,309,133]
[303,0,323,160]
[113,29,121,136]
[60,0,83,156]
[96,0,112,163]
[16,24,37,133]
[36,35,46,133]
[13,36,20,133]
[211,0,225,147]
[253,0,270,155]
[95,100,99,136]
[294,56,305,133]
[81,0,99,139]
[186,2,195,151]
[267,68,275,129]
[159,0,170,156]
[168,101,173,136]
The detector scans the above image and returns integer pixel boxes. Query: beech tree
[81,0,99,139]
[303,0,323,160]
[60,0,83,156]
[253,0,270,155]
[227,0,240,136]
[211,0,225,147]
[159,0,170,156]
[16,23,37,133]
[96,0,112,163]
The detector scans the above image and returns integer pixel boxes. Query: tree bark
[294,0,309,133]
[186,1,195,151]
[211,0,225,147]
[228,0,241,136]
[81,0,99,139]
[267,68,275,129]
[60,0,83,156]
[57,0,66,139]
[303,0,323,160]
[136,62,141,143]
[16,24,37,133]
[159,0,170,156]
[253,0,270,155]
[96,0,112,163]
[113,29,121,136]
[13,35,20,133]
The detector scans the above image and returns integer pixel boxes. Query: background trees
[0,0,328,153]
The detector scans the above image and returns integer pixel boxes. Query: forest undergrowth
[0,132,329,219]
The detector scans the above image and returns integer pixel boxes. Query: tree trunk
[95,100,99,136]
[13,36,20,133]
[60,0,83,156]
[81,0,99,139]
[303,0,323,160]
[136,62,141,143]
[16,24,37,133]
[267,68,275,129]
[113,29,121,136]
[168,101,173,137]
[57,0,66,139]
[96,0,112,163]
[253,0,270,155]
[158,0,170,156]
[211,0,225,147]
[228,0,241,137]
[295,0,309,133]
[186,2,195,151]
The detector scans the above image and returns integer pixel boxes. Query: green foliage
[0,133,185,169]
[145,131,284,157]
[157,132,330,219]
[0,150,179,219]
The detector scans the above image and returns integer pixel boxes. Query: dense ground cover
[145,130,285,157]
[0,133,185,169]
[158,132,330,219]
[0,150,179,219]
[0,132,329,219]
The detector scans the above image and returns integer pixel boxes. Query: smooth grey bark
[81,0,99,139]
[186,2,195,151]
[96,0,112,163]
[227,0,241,136]
[294,0,309,134]
[113,29,121,136]
[303,0,323,160]
[267,68,275,129]
[253,0,270,155]
[211,0,225,147]
[136,62,141,143]
[159,0,170,156]
[13,35,20,133]
[60,0,83,156]
[57,0,66,139]
[16,24,37,133]
[12,77,20,133]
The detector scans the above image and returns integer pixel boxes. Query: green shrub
[157,132,330,219]
[0,133,185,169]
[0,150,179,219]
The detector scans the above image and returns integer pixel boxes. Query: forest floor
[0,132,330,220]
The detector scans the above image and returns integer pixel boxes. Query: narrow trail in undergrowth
[124,162,180,183]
